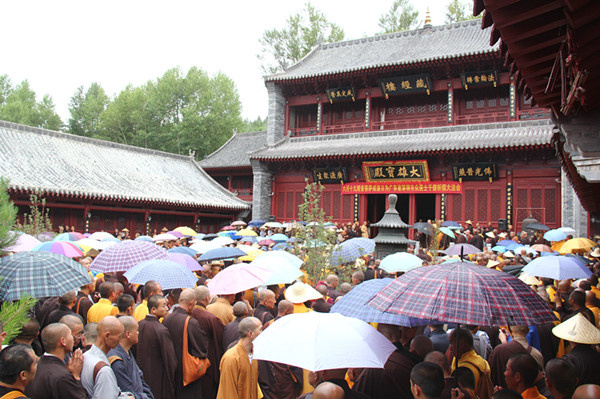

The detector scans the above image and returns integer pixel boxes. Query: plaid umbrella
[0,251,92,301]
[32,241,84,258]
[368,262,557,326]
[330,238,375,266]
[331,278,433,326]
[90,240,168,273]
[124,259,197,290]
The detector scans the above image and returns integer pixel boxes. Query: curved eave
[265,50,500,84]
[7,186,249,211]
[251,143,553,163]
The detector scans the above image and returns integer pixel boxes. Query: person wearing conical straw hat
[284,282,321,314]
[553,313,600,386]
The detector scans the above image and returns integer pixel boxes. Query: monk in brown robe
[191,286,225,399]
[137,294,177,399]
[163,289,209,399]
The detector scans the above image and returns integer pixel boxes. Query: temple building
[471,0,600,236]
[1,120,250,235]
[223,19,585,235]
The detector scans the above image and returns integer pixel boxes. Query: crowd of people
[1,219,600,399]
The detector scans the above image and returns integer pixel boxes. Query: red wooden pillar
[408,194,417,240]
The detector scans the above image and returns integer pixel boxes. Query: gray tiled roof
[0,120,250,210]
[249,120,555,161]
[199,130,267,169]
[266,19,497,82]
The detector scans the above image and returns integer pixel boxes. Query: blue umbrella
[441,221,461,228]
[543,229,567,242]
[330,238,376,266]
[0,251,92,301]
[272,243,293,251]
[199,247,247,262]
[540,251,559,257]
[270,233,289,243]
[102,236,121,243]
[239,236,258,244]
[506,242,524,251]
[168,246,198,257]
[331,279,433,326]
[522,255,592,280]
[124,259,198,289]
[249,219,266,227]
[491,245,507,253]
[135,235,154,242]
[497,239,514,247]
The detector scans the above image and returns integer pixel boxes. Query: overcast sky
[1,0,459,124]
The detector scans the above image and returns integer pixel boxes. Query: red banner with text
[341,181,463,195]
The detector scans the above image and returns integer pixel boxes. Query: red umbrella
[368,262,556,326]
[258,239,276,246]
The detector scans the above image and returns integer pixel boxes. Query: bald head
[312,382,345,399]
[194,286,210,305]
[119,316,138,333]
[59,314,84,331]
[277,300,294,316]
[97,316,123,337]
[41,323,71,351]
[586,290,596,305]
[233,302,249,318]
[377,323,401,343]
[410,335,434,359]
[179,289,196,305]
[424,351,451,377]
[573,384,600,399]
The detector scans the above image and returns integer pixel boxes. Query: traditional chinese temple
[472,0,600,236]
[0,120,251,235]
[237,18,584,234]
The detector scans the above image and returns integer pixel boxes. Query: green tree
[378,0,420,34]
[0,294,38,345]
[68,82,110,137]
[291,180,338,284]
[0,179,17,255]
[259,3,345,74]
[240,116,267,133]
[445,0,478,23]
[101,84,150,147]
[0,78,63,131]
[19,192,53,239]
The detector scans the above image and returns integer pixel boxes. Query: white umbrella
[253,312,396,372]
[76,238,117,251]
[153,233,178,242]
[379,252,422,273]
[251,251,304,269]
[558,227,576,236]
[211,236,235,246]
[189,241,221,255]
[89,231,115,241]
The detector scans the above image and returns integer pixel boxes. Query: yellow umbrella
[237,228,258,237]
[239,249,265,262]
[174,226,198,236]
[559,237,597,254]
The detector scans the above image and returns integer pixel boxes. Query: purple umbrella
[167,230,185,239]
[91,240,168,273]
[443,243,481,257]
[5,232,41,252]
[167,252,202,271]
[522,256,592,280]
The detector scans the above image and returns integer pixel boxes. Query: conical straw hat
[519,273,542,286]
[284,282,322,304]
[552,313,600,344]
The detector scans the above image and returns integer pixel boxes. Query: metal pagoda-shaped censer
[371,194,415,259]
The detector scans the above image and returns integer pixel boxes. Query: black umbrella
[526,223,550,231]
[412,222,434,236]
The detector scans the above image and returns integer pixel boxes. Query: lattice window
[452,194,462,221]
[477,191,488,221]
[343,194,352,220]
[476,99,485,108]
[440,103,448,111]
[491,190,501,221]
[135,216,145,235]
[530,189,542,221]
[545,189,556,223]
[488,98,497,107]
[332,192,341,219]
[295,193,303,219]
[277,194,285,220]
[104,214,114,232]
[285,193,294,219]
[396,107,403,115]
[417,105,426,113]
[465,190,475,220]
[429,104,437,112]
[90,215,101,232]
[517,189,528,209]
[323,191,332,216]
[466,100,473,109]
[406,106,415,114]
[500,98,509,106]
[388,108,394,115]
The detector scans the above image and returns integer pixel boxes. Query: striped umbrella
[32,241,84,258]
